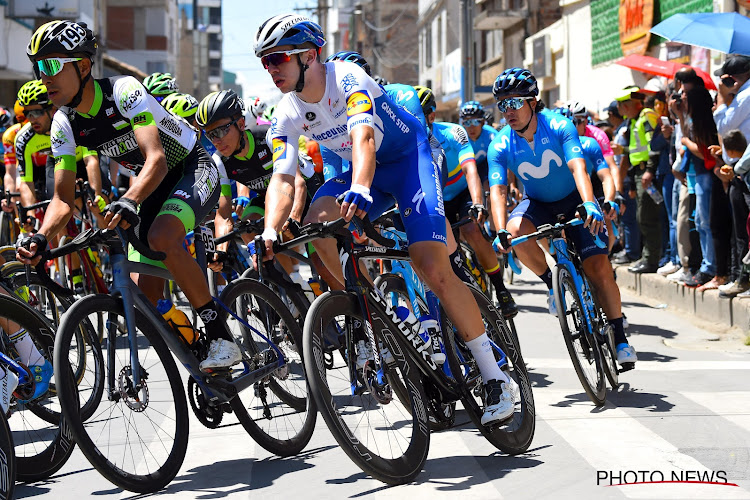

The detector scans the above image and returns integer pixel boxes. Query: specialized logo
[272,136,287,162]
[411,189,425,214]
[346,91,373,117]
[517,149,563,180]
[403,207,412,217]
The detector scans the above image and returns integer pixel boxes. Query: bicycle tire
[594,302,619,388]
[53,294,189,493]
[0,295,76,482]
[303,291,430,485]
[0,245,15,263]
[0,411,14,500]
[443,285,535,454]
[373,273,456,430]
[220,278,316,457]
[553,265,606,406]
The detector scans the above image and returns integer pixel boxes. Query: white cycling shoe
[199,339,242,372]
[480,378,516,426]
[616,343,638,365]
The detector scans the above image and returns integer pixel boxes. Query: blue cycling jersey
[383,83,428,134]
[487,110,584,203]
[469,125,497,179]
[431,121,475,201]
[580,135,607,175]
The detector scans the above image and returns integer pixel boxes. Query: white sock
[465,333,509,385]
[10,329,44,366]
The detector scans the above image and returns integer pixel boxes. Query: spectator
[714,55,750,155]
[682,87,723,288]
[714,131,750,296]
[616,87,662,274]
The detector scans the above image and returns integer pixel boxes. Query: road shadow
[633,350,678,363]
[527,370,553,388]
[626,322,678,339]
[607,383,675,412]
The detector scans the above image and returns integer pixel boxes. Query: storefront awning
[102,54,148,80]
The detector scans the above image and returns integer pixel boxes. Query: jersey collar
[77,80,103,119]
[233,130,256,161]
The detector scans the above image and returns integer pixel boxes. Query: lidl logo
[346,92,372,117]
[272,136,287,162]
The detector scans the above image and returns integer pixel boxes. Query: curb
[615,265,750,333]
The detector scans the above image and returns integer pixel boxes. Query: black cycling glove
[107,197,140,226]
[469,204,487,221]
[16,233,48,259]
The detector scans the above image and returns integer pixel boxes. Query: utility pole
[459,0,474,103]
[372,0,381,77]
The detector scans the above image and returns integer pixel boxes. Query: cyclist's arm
[597,168,616,204]
[264,173,295,234]
[487,134,509,231]
[290,167,307,223]
[490,183,508,230]
[349,124,376,189]
[83,152,102,199]
[19,179,36,207]
[213,193,234,255]
[569,157,596,203]
[454,127,483,206]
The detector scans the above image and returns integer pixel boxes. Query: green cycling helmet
[143,72,178,97]
[162,93,199,120]
[17,80,51,107]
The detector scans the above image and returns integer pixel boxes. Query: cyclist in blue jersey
[488,67,636,367]
[424,92,517,317]
[254,14,517,424]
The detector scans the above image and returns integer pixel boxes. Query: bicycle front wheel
[0,411,14,500]
[220,278,316,457]
[553,265,606,406]
[54,294,189,493]
[303,291,430,485]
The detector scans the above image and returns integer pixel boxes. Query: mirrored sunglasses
[462,118,483,127]
[496,96,534,113]
[204,119,239,141]
[261,48,310,69]
[34,57,82,79]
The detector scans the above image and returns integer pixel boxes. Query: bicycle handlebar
[212,217,265,246]
[498,204,607,251]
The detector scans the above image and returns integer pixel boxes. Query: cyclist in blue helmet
[488,67,637,368]
[325,51,372,77]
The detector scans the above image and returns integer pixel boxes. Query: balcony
[474,0,527,31]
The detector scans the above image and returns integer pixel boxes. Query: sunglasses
[574,117,587,125]
[25,109,47,119]
[33,57,82,79]
[462,118,483,127]
[204,119,239,141]
[261,48,310,69]
[496,96,534,113]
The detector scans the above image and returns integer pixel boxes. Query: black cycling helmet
[459,100,484,120]
[373,75,390,86]
[492,67,539,100]
[414,85,436,117]
[196,90,244,128]
[27,21,97,109]
[325,51,371,76]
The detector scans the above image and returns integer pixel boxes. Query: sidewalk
[614,264,750,334]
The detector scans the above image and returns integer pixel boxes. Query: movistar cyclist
[488,67,636,368]
[17,20,241,372]
[425,90,517,317]
[142,72,178,103]
[255,14,516,424]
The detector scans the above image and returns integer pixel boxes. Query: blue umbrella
[650,12,750,56]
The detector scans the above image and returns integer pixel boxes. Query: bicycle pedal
[619,362,635,373]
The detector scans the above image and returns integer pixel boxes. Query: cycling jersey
[14,122,51,196]
[383,83,428,133]
[431,121,475,202]
[584,123,614,158]
[580,135,608,200]
[272,61,444,244]
[488,110,584,203]
[214,129,274,196]
[51,76,197,176]
[469,124,497,181]
[3,123,26,170]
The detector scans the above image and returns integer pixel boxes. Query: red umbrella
[616,54,717,90]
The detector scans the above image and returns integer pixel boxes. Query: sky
[222,0,319,105]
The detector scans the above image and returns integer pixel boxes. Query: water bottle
[420,316,446,364]
[308,277,323,297]
[157,299,197,345]
[645,185,664,204]
[394,307,445,364]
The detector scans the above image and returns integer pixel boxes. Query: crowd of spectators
[599,54,750,296]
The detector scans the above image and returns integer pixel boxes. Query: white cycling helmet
[247,96,267,119]
[253,14,326,57]
[567,100,587,117]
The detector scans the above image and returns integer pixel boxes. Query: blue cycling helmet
[460,100,484,120]
[254,14,326,57]
[492,67,539,100]
[553,106,574,119]
[325,51,371,76]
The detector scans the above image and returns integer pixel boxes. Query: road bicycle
[499,205,619,406]
[271,215,534,484]
[50,225,316,493]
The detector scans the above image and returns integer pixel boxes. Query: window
[209,33,221,52]
[209,7,221,26]
[147,61,167,74]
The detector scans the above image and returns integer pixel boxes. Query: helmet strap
[517,101,535,135]
[231,125,247,157]
[294,53,309,93]
[66,61,92,109]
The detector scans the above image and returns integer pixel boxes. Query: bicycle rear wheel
[443,285,535,454]
[553,265,606,406]
[304,291,430,485]
[0,410,14,500]
[595,303,619,388]
[54,294,189,493]
[220,278,316,457]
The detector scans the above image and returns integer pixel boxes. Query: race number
[198,225,215,254]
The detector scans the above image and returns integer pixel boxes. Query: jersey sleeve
[582,137,607,173]
[112,76,157,130]
[50,111,78,172]
[384,84,428,133]
[339,65,377,135]
[556,119,585,163]
[587,125,613,157]
[212,153,233,197]
[267,104,300,177]
[452,125,475,167]
[487,133,509,187]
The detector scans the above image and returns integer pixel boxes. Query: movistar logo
[517,149,563,180]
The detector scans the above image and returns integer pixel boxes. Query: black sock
[196,301,232,342]
[609,317,627,345]
[487,264,507,292]
[538,269,553,289]
[449,248,474,285]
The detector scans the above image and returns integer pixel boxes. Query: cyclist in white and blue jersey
[254,14,517,424]
[488,67,636,368]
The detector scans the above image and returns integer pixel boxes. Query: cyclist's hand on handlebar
[207,250,227,272]
[104,197,139,230]
[469,204,488,224]
[339,184,373,222]
[15,233,47,266]
[0,199,12,213]
[581,201,604,235]
[603,199,618,220]
[492,229,511,254]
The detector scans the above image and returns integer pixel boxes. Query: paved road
[15,270,750,499]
